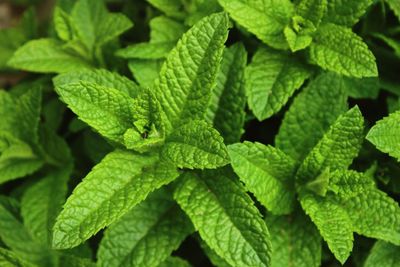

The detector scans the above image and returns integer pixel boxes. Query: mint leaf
[54,74,136,144]
[0,248,36,267]
[365,241,400,267]
[8,39,91,73]
[342,76,380,99]
[158,257,193,267]
[266,211,321,267]
[309,23,378,78]
[21,167,71,246]
[297,106,364,184]
[245,47,310,120]
[147,0,185,19]
[54,7,74,41]
[276,73,348,161]
[174,170,272,267]
[117,42,176,59]
[323,0,374,26]
[218,0,294,49]
[296,0,327,26]
[205,43,247,144]
[97,188,193,267]
[228,141,297,215]
[387,0,400,21]
[161,120,229,169]
[367,111,400,160]
[52,150,179,249]
[128,59,163,87]
[284,16,316,52]
[154,12,229,132]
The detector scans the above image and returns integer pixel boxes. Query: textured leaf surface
[323,0,374,26]
[52,150,179,249]
[21,167,71,246]
[161,120,229,169]
[154,13,229,132]
[218,0,293,49]
[309,24,378,78]
[97,189,193,267]
[364,241,400,267]
[54,77,136,144]
[342,76,379,99]
[367,111,400,160]
[228,141,297,214]
[8,39,91,73]
[205,43,247,144]
[296,106,364,184]
[300,193,353,264]
[296,0,327,26]
[276,73,348,161]
[174,170,271,267]
[0,248,35,267]
[245,47,310,120]
[54,69,140,98]
[266,212,321,267]
[158,257,192,267]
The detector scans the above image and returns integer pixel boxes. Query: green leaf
[364,241,400,267]
[0,197,55,266]
[54,7,74,41]
[128,59,163,87]
[21,167,71,246]
[205,43,247,144]
[228,141,297,215]
[70,0,132,50]
[53,69,139,98]
[97,188,193,267]
[158,256,192,267]
[146,0,186,19]
[245,47,311,120]
[116,42,176,59]
[367,111,400,160]
[217,0,294,49]
[309,24,378,78]
[8,39,91,73]
[299,193,353,264]
[154,12,229,132]
[52,150,179,249]
[323,0,374,26]
[174,170,272,267]
[296,106,364,184]
[342,76,380,99]
[387,0,400,21]
[276,72,348,161]
[0,248,36,267]
[266,211,321,267]
[198,238,231,267]
[295,0,327,26]
[54,74,137,144]
[149,16,186,43]
[161,120,229,169]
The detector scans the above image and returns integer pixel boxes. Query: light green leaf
[284,16,316,52]
[54,7,74,41]
[323,0,374,26]
[95,13,133,46]
[367,111,400,160]
[276,72,348,161]
[228,141,297,215]
[21,167,71,246]
[300,193,353,264]
[364,241,400,267]
[8,39,91,73]
[161,120,229,169]
[116,42,176,59]
[309,23,378,78]
[174,170,271,267]
[97,188,193,267]
[218,0,294,49]
[128,59,163,87]
[154,12,229,132]
[146,0,185,19]
[198,238,231,267]
[53,69,140,98]
[266,212,321,267]
[296,106,364,184]
[0,248,36,267]
[245,47,311,120]
[54,75,136,144]
[206,43,247,144]
[296,0,327,26]
[158,256,192,267]
[0,197,55,266]
[52,150,179,249]
[149,16,186,43]
[59,254,96,267]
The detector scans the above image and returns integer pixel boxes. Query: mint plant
[1,0,400,266]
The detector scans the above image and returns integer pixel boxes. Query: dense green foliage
[1,0,400,266]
